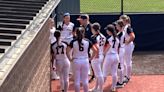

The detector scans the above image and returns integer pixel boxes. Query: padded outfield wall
[71,13,164,51]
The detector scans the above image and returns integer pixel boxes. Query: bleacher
[0,0,60,89]
[0,0,48,57]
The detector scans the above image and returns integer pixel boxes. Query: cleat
[123,76,130,84]
[116,82,124,88]
[110,88,116,92]
[89,75,95,83]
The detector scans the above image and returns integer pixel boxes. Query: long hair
[54,31,61,45]
[92,22,101,33]
[116,19,124,28]
[106,24,117,41]
[76,27,85,48]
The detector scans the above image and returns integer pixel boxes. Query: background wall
[71,13,164,51]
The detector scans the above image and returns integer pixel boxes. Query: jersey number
[99,37,105,46]
[79,43,84,51]
[112,40,116,48]
[56,45,64,54]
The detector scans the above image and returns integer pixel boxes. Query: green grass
[80,0,164,13]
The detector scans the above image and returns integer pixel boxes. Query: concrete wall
[0,20,50,92]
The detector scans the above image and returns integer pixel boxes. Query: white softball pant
[118,47,125,83]
[124,43,134,78]
[103,53,119,89]
[73,58,89,92]
[56,59,70,91]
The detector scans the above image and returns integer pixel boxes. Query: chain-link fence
[80,0,164,13]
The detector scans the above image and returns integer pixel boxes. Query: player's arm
[90,45,98,61]
[104,43,111,55]
[125,27,135,44]
[104,37,111,55]
[66,46,72,62]
[51,43,56,71]
[128,32,135,43]
[66,40,73,62]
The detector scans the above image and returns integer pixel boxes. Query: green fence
[80,0,164,13]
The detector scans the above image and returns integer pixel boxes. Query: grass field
[80,0,164,13]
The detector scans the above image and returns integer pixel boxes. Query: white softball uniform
[103,36,119,89]
[117,31,126,83]
[51,41,70,90]
[70,39,92,92]
[61,22,74,44]
[91,33,106,77]
[124,25,135,78]
[50,27,56,44]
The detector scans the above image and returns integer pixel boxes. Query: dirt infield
[132,52,164,75]
[51,52,164,92]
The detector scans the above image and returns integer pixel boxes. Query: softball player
[51,31,70,92]
[59,13,75,44]
[120,15,135,83]
[115,20,126,87]
[90,23,106,92]
[77,14,95,83]
[103,24,119,92]
[67,27,98,92]
[49,18,60,80]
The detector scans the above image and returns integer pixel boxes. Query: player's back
[91,33,106,55]
[52,41,68,60]
[106,36,119,54]
[70,39,91,59]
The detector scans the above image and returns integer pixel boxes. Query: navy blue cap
[63,12,70,17]
[77,15,88,20]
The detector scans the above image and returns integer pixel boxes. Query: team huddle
[50,13,135,92]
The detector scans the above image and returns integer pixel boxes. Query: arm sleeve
[90,35,97,45]
[127,27,133,35]
[105,36,111,45]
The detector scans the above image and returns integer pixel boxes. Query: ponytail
[54,31,61,45]
[76,27,85,49]
[105,24,117,42]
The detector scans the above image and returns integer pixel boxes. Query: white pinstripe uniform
[52,41,70,91]
[50,27,56,44]
[103,36,119,89]
[124,24,135,78]
[90,33,106,92]
[70,39,92,92]
[117,31,126,84]
[91,33,106,77]
[61,22,74,44]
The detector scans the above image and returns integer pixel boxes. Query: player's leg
[56,60,64,91]
[127,44,134,77]
[88,51,95,83]
[63,60,70,92]
[51,59,60,80]
[91,59,104,92]
[73,60,81,92]
[110,55,119,91]
[102,55,110,84]
[117,48,125,87]
[125,44,134,81]
[81,60,89,92]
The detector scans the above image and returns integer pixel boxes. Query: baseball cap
[63,12,70,17]
[77,14,88,20]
